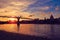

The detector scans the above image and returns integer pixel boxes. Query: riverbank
[0,30,50,40]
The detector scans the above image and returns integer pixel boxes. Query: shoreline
[0,30,50,40]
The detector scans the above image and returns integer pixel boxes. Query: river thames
[0,24,60,39]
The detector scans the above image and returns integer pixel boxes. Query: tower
[50,14,54,20]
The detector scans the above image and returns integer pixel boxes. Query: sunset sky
[0,0,60,21]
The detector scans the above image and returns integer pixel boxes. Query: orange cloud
[0,0,36,18]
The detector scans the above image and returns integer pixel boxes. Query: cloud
[25,6,50,12]
[31,12,51,19]
[55,6,60,11]
[0,6,30,16]
[34,0,52,4]
[0,0,36,8]
[0,0,36,18]
[0,0,14,8]
[0,0,60,19]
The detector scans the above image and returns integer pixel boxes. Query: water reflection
[0,24,60,38]
[17,23,20,32]
[0,24,17,33]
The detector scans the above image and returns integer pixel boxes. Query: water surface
[0,24,60,38]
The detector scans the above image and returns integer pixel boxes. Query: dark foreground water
[0,24,60,39]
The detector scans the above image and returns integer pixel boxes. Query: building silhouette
[50,14,54,20]
[50,14,54,24]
